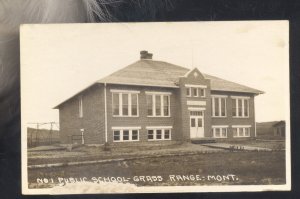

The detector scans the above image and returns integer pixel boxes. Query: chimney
[140,50,153,59]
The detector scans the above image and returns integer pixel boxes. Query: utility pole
[49,122,53,144]
[30,128,33,147]
[27,122,58,147]
[35,123,39,147]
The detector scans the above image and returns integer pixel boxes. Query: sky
[21,21,289,129]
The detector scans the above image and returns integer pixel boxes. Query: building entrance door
[190,111,204,138]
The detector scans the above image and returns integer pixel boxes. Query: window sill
[112,115,139,118]
[213,137,228,138]
[232,116,250,119]
[233,136,251,138]
[148,139,171,141]
[212,116,227,118]
[186,96,206,98]
[113,140,140,142]
[147,116,171,118]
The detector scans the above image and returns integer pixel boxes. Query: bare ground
[27,142,223,165]
[28,151,286,188]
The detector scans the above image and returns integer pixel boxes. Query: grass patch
[28,151,285,188]
[27,142,222,165]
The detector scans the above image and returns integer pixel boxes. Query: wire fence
[27,122,60,148]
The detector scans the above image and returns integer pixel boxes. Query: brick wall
[210,91,256,138]
[178,68,212,140]
[59,81,257,144]
[59,84,105,144]
[106,84,177,143]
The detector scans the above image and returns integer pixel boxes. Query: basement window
[113,128,140,142]
[232,126,251,138]
[147,128,172,141]
[212,126,228,138]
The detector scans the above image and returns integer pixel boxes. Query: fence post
[80,129,85,145]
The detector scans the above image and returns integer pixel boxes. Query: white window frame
[211,95,227,117]
[212,125,228,138]
[111,92,139,117]
[146,92,171,117]
[185,84,207,88]
[199,88,206,97]
[192,87,199,97]
[232,125,251,138]
[231,96,250,118]
[112,127,141,142]
[186,87,206,98]
[186,87,191,97]
[146,126,172,141]
[78,96,83,118]
[185,84,206,98]
[190,111,204,116]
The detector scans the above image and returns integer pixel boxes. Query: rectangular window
[214,98,219,116]
[122,94,129,116]
[78,96,83,118]
[232,97,250,118]
[192,88,198,97]
[113,129,140,142]
[164,129,170,139]
[238,99,242,117]
[222,128,227,137]
[191,118,196,127]
[244,99,249,117]
[123,130,129,140]
[200,88,205,97]
[147,128,172,141]
[232,128,237,137]
[190,111,203,116]
[113,130,120,141]
[131,94,138,116]
[148,130,154,140]
[186,86,205,98]
[147,95,153,116]
[147,93,170,117]
[212,96,227,117]
[232,99,237,117]
[245,128,250,137]
[213,127,227,138]
[112,93,119,115]
[215,128,220,137]
[232,127,251,138]
[155,95,161,116]
[112,92,139,117]
[163,95,169,116]
[186,88,191,97]
[238,128,243,136]
[156,130,162,140]
[132,130,138,140]
[221,98,226,116]
[198,118,203,127]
